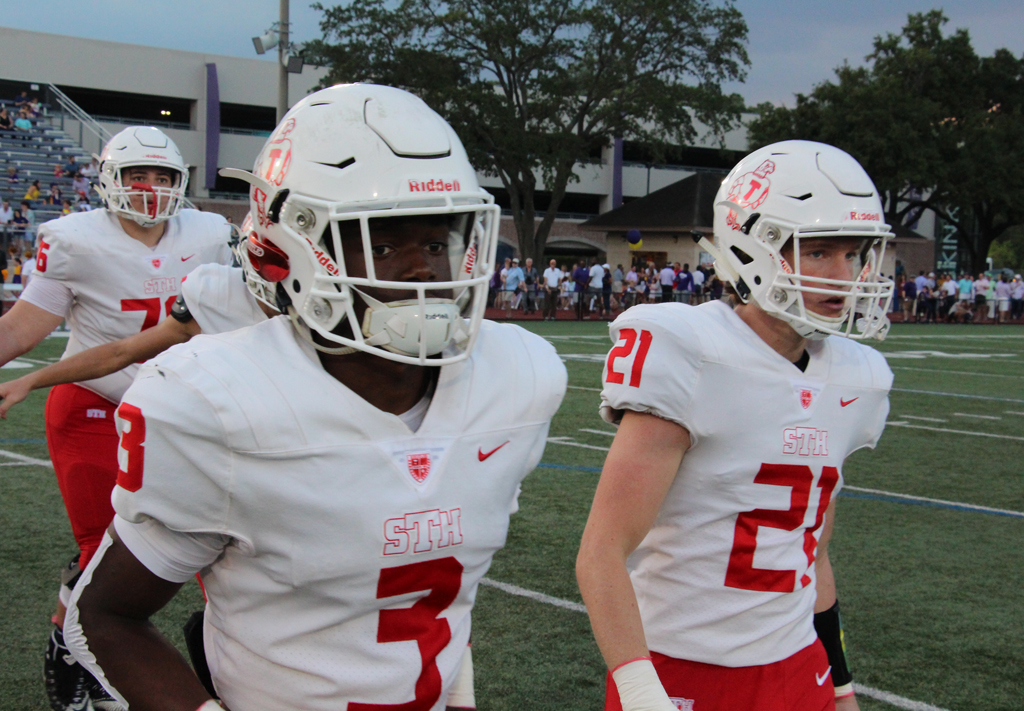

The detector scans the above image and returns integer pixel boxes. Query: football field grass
[1,322,1022,710]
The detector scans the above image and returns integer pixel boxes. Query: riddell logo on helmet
[408,179,461,193]
[303,236,340,276]
[847,211,880,221]
[144,154,168,160]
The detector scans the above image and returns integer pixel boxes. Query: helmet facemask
[97,163,187,227]
[245,191,499,365]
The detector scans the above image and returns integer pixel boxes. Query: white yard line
[1006,411,1024,416]
[886,421,1024,441]
[545,436,613,452]
[579,428,616,437]
[479,576,953,711]
[891,388,1024,404]
[890,366,1024,379]
[953,412,1001,420]
[0,449,53,468]
[901,416,947,423]
[844,486,1024,518]
[567,385,602,392]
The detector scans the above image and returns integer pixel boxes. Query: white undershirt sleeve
[19,274,74,317]
[113,514,229,583]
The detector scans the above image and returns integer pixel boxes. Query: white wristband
[445,645,476,709]
[611,658,678,711]
[197,701,225,711]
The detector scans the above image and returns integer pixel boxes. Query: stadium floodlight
[285,55,304,74]
[252,30,279,55]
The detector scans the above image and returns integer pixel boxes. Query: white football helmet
[221,84,500,365]
[95,126,188,227]
[703,140,894,340]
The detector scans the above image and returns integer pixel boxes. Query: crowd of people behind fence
[893,268,1024,324]
[488,257,724,319]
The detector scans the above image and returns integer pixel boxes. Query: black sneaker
[43,625,88,711]
[81,672,127,711]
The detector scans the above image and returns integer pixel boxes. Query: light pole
[252,0,305,123]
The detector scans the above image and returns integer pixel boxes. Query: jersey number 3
[725,463,839,593]
[605,328,653,387]
[349,557,464,711]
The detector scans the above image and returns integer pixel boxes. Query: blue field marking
[535,463,1024,519]
[0,438,47,444]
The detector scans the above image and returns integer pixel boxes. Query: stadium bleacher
[0,98,94,243]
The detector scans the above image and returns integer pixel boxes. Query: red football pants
[45,384,120,569]
[605,640,836,711]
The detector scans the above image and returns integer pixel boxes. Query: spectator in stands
[522,257,539,314]
[674,263,694,304]
[24,179,41,203]
[958,272,974,305]
[505,257,525,311]
[0,108,12,131]
[14,90,30,108]
[20,202,35,240]
[941,273,958,320]
[588,260,606,317]
[1011,275,1024,321]
[21,248,35,290]
[6,246,21,283]
[914,270,927,293]
[974,272,990,323]
[601,263,613,316]
[62,199,73,216]
[14,109,33,131]
[53,163,64,178]
[76,196,93,212]
[542,259,562,320]
[949,298,973,324]
[10,208,29,239]
[27,97,41,118]
[902,276,917,322]
[46,184,62,206]
[659,261,675,303]
[72,173,90,197]
[63,156,79,177]
[81,158,99,179]
[692,265,706,303]
[7,165,19,185]
[0,247,7,314]
[995,274,1012,324]
[0,200,12,225]
[573,260,590,319]
[497,256,511,308]
[709,271,723,300]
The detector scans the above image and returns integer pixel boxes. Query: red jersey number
[349,557,464,711]
[115,403,146,493]
[120,296,177,333]
[605,328,653,387]
[36,238,51,273]
[724,463,839,593]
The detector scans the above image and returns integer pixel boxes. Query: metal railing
[45,84,113,155]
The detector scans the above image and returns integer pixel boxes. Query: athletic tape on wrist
[197,700,224,711]
[611,658,676,711]
[814,599,854,693]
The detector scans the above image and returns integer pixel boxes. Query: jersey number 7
[725,463,839,593]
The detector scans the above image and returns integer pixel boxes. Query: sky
[2,0,1022,108]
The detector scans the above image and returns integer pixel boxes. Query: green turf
[2,323,1022,710]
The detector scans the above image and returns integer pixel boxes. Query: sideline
[478,576,953,711]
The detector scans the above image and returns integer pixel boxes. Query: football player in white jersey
[62,84,566,711]
[0,216,274,419]
[577,141,895,711]
[0,125,232,711]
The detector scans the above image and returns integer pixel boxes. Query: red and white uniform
[180,263,268,335]
[23,209,233,402]
[74,318,565,711]
[600,301,891,667]
[19,208,231,565]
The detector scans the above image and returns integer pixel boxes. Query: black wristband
[814,599,853,688]
[169,294,194,324]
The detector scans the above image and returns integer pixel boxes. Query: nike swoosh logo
[181,254,195,262]
[816,666,832,686]
[478,441,510,461]
[840,397,858,407]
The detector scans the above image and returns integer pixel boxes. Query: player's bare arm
[577,411,690,670]
[0,315,199,418]
[73,526,215,711]
[0,299,66,367]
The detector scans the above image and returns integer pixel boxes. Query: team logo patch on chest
[406,453,432,483]
[791,381,821,412]
[383,508,463,556]
[783,427,829,456]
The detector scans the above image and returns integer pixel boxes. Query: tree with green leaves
[307,0,749,261]
[748,10,1024,274]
